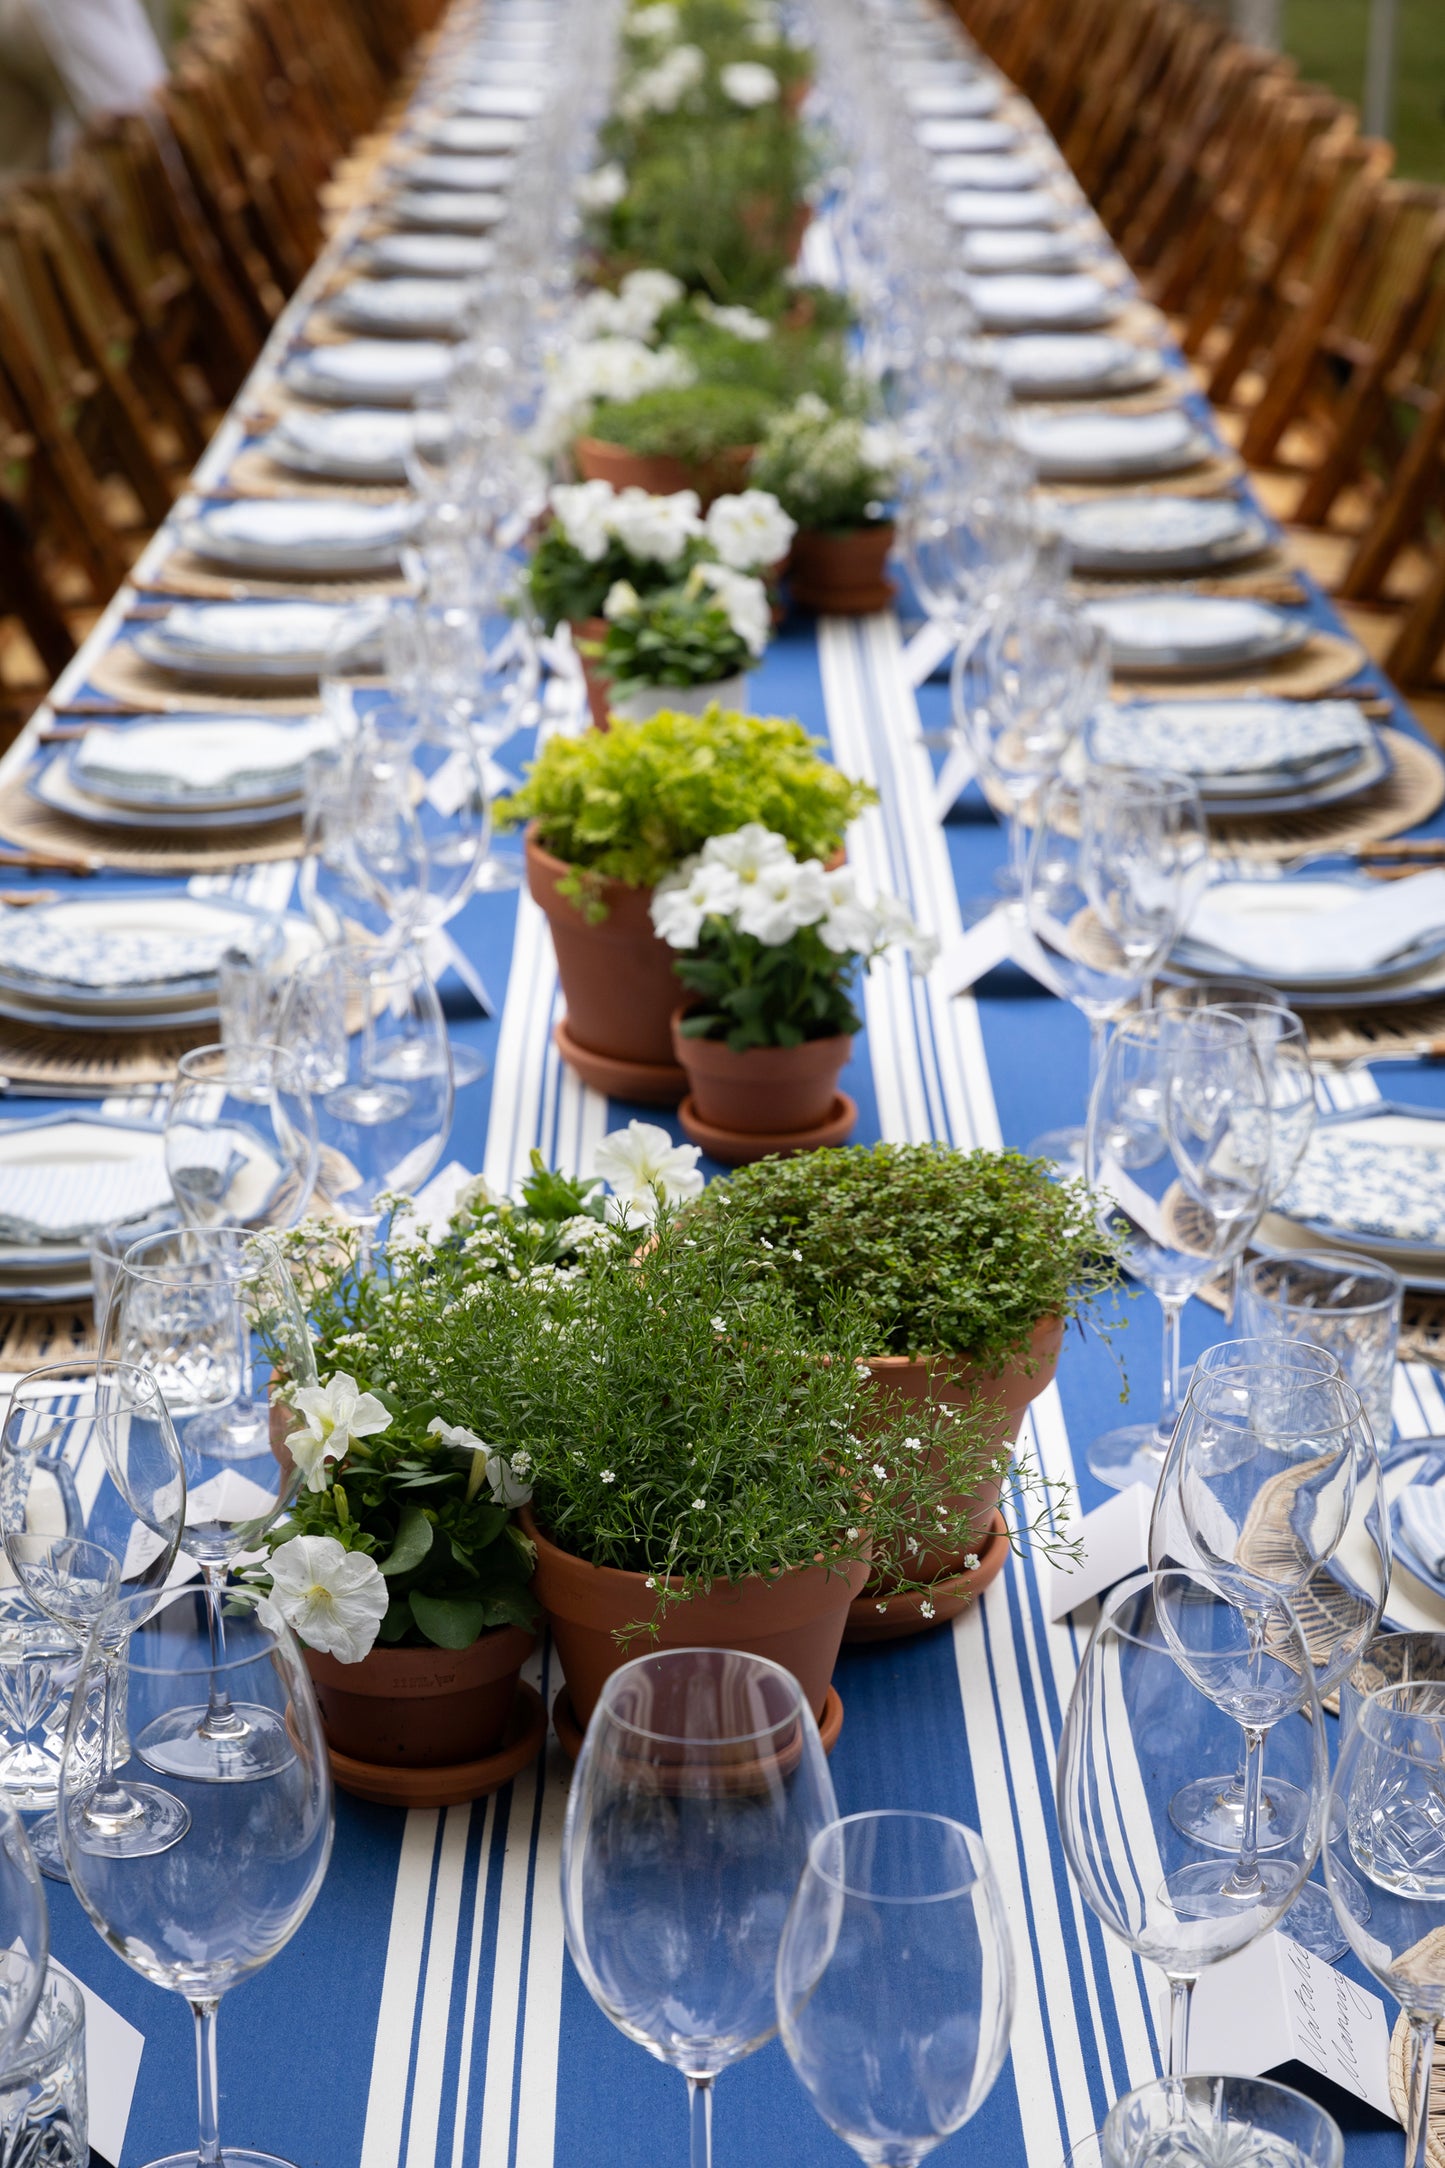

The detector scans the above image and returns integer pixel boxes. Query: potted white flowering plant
[751,395,904,614]
[651,823,938,1161]
[587,560,773,721]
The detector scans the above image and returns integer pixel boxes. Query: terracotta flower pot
[788,524,896,616]
[526,826,687,1102]
[303,1623,537,1767]
[573,435,755,508]
[865,1316,1065,1582]
[670,1009,855,1163]
[520,1506,866,1732]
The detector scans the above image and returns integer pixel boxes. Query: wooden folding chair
[159,61,290,327]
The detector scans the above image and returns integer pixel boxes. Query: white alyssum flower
[692,562,771,657]
[720,60,779,106]
[575,162,628,213]
[704,490,796,572]
[261,1536,390,1664]
[548,479,618,563]
[603,577,642,621]
[650,857,743,948]
[618,41,705,119]
[609,483,704,564]
[693,296,773,344]
[593,1120,705,1221]
[571,267,685,344]
[287,1373,391,1494]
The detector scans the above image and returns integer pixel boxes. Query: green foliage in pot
[588,570,760,695]
[588,380,777,463]
[751,397,902,533]
[301,1200,1071,1626]
[496,706,875,907]
[680,1142,1122,1366]
[600,107,810,304]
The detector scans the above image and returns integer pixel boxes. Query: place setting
[82,598,385,718]
[958,225,1101,275]
[1089,697,1390,818]
[1081,592,1369,700]
[991,329,1169,399]
[258,404,446,488]
[961,269,1125,333]
[1012,405,1217,483]
[1258,1102,1445,1294]
[323,275,475,341]
[0,1111,173,1313]
[279,337,457,409]
[354,228,495,278]
[1055,494,1275,577]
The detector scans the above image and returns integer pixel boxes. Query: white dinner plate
[994,332,1165,399]
[965,271,1119,331]
[177,499,422,575]
[31,755,303,834]
[907,80,1001,117]
[960,229,1091,276]
[134,601,384,684]
[281,340,454,408]
[267,407,441,484]
[915,117,1017,153]
[328,277,473,339]
[387,189,509,234]
[390,152,518,192]
[1012,407,1209,480]
[358,231,494,280]
[945,188,1069,229]
[71,715,329,808]
[447,90,541,125]
[1083,594,1310,674]
[1056,496,1267,573]
[1169,876,1439,996]
[934,151,1047,191]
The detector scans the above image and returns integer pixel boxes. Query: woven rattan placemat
[85,642,319,716]
[142,549,409,605]
[0,772,304,872]
[0,1302,96,1372]
[0,1014,212,1092]
[1209,727,1445,861]
[1048,449,1245,504]
[1390,2006,1445,2162]
[221,447,407,505]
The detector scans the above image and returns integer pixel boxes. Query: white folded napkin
[1185,869,1445,979]
[0,1147,171,1243]
[77,719,333,795]
[1397,1486,1445,1583]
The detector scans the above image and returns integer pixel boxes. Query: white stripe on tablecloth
[405,1805,474,2168]
[476,1753,546,2167]
[360,1809,442,2168]
[448,1796,498,2168]
[512,1748,570,2168]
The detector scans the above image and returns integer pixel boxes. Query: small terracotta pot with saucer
[670,1009,856,1165]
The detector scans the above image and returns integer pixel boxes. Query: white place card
[49,1958,145,2165]
[1046,1482,1153,1620]
[1184,1933,1395,2120]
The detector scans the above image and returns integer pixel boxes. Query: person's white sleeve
[25,0,166,118]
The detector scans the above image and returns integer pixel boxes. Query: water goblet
[164,1044,319,1233]
[561,1648,838,2168]
[59,1590,333,2168]
[776,1811,1013,2166]
[0,1806,45,2070]
[1241,1251,1401,1457]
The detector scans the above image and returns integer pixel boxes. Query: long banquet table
[9,5,1445,2164]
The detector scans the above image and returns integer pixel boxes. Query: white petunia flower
[691,562,771,657]
[699,823,794,885]
[287,1373,391,1493]
[651,857,742,948]
[603,578,642,620]
[720,60,780,106]
[609,484,704,564]
[733,856,830,945]
[873,891,941,973]
[549,479,618,563]
[593,1120,705,1221]
[452,1171,499,1217]
[704,490,796,572]
[575,162,628,213]
[693,296,773,344]
[261,1535,389,1664]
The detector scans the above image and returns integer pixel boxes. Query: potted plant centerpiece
[651,825,937,1160]
[751,396,904,614]
[525,479,794,726]
[498,709,873,1101]
[301,1136,1012,1752]
[680,1143,1115,1635]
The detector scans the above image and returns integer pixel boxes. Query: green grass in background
[1283,0,1445,182]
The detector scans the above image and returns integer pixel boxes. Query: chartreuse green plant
[497,707,875,906]
[680,1143,1123,1365]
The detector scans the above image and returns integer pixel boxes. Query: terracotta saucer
[553,1018,686,1106]
[324,1680,548,1807]
[677,1091,858,1166]
[843,1511,1011,1644]
[550,1682,846,1759]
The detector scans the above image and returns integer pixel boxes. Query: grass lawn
[1283,0,1445,181]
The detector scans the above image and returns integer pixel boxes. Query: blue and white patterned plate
[960,229,1092,277]
[1094,697,1373,779]
[1258,1106,1445,1288]
[268,407,443,484]
[1084,594,1310,673]
[328,277,473,340]
[33,755,303,834]
[1057,496,1267,573]
[1013,407,1208,480]
[907,79,1001,118]
[134,600,385,682]
[934,151,1046,191]
[0,895,276,1000]
[178,498,422,575]
[70,715,326,808]
[945,189,1068,230]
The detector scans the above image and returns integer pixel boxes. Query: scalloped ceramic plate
[178,498,421,574]
[358,231,495,279]
[1083,594,1310,673]
[329,277,472,339]
[995,332,1165,398]
[1012,406,1210,479]
[281,340,454,408]
[1057,495,1267,572]
[965,272,1119,331]
[387,189,509,233]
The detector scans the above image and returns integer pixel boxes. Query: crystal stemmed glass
[561,1648,839,2168]
[1024,769,1208,1173]
[1084,1011,1270,1492]
[0,1807,45,2070]
[1324,1681,1445,2168]
[1203,1001,1316,1317]
[59,1590,333,2168]
[900,445,1036,668]
[1057,1568,1326,2078]
[99,1229,317,1782]
[279,943,454,1262]
[776,1812,1014,2166]
[164,1044,319,1233]
[0,1363,190,1875]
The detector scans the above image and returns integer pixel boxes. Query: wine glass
[1203,1000,1316,1317]
[279,943,454,1260]
[955,597,1110,903]
[776,1812,1013,2165]
[1084,1011,1270,1493]
[0,1363,190,1875]
[0,1807,45,2072]
[164,1044,319,1233]
[900,443,1036,664]
[1057,1568,1326,2077]
[99,1230,316,1782]
[560,1648,839,2168]
[1024,769,1208,1173]
[1324,1681,1445,2168]
[59,1589,333,2168]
